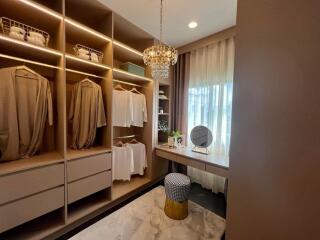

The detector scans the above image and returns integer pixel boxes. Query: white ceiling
[98,0,237,47]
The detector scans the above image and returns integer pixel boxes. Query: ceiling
[97,0,237,47]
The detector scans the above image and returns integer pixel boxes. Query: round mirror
[190,125,213,148]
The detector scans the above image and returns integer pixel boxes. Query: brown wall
[227,0,320,239]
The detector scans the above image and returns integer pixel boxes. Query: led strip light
[66,54,111,70]
[0,53,61,69]
[18,0,62,19]
[65,18,111,42]
[113,40,143,57]
[113,68,152,82]
[66,68,106,79]
[0,35,62,56]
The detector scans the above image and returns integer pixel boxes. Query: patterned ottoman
[164,173,191,220]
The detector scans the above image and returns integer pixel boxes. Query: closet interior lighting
[113,79,145,88]
[114,134,139,140]
[113,68,152,81]
[0,35,63,56]
[0,53,61,70]
[113,40,143,57]
[66,68,106,79]
[66,54,111,70]
[65,18,111,42]
[18,0,63,19]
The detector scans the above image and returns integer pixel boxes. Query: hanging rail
[113,79,145,88]
[0,53,61,69]
[66,68,106,79]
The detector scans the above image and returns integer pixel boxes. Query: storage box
[120,62,145,77]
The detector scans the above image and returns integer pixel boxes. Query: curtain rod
[0,53,61,70]
[113,79,145,88]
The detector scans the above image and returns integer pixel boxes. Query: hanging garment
[130,92,147,127]
[112,90,132,127]
[0,67,53,161]
[68,79,106,149]
[112,145,134,181]
[127,142,147,175]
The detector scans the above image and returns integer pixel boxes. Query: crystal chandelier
[143,0,178,79]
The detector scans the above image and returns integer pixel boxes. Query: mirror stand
[192,145,210,155]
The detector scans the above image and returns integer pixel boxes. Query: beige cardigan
[0,67,53,161]
[68,79,106,149]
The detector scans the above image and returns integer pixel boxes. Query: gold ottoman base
[164,197,188,220]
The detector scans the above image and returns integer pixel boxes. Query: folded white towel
[10,26,25,35]
[9,31,25,41]
[78,53,90,60]
[78,48,89,55]
[91,52,99,63]
[29,31,45,43]
[27,36,45,46]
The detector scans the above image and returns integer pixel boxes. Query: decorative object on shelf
[159,90,168,99]
[0,17,50,47]
[168,130,184,148]
[120,62,145,77]
[190,125,213,155]
[143,0,178,80]
[159,107,164,114]
[73,44,103,63]
[158,119,168,132]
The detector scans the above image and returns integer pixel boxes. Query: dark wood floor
[59,182,227,239]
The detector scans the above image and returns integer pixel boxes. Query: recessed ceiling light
[188,21,198,29]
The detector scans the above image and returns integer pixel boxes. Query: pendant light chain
[160,0,163,44]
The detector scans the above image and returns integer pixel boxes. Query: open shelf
[0,151,64,177]
[0,35,62,65]
[113,68,152,83]
[66,54,111,74]
[112,176,151,200]
[65,17,111,47]
[67,147,112,161]
[113,40,144,65]
[65,0,112,38]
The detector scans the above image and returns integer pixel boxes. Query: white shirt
[112,145,134,181]
[130,92,147,127]
[112,90,132,127]
[127,142,147,175]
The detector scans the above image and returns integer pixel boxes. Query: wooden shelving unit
[158,84,172,144]
[0,0,169,239]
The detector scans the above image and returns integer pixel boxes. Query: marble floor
[69,186,226,240]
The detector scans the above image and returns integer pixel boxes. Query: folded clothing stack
[27,31,46,47]
[9,26,25,41]
[77,48,100,63]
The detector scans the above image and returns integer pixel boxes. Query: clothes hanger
[15,64,38,80]
[129,87,142,94]
[16,64,37,75]
[129,138,139,144]
[114,84,127,91]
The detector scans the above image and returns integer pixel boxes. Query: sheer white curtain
[187,37,235,193]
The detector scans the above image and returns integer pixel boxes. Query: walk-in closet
[0,0,169,238]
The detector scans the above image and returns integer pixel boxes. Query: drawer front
[68,171,111,204]
[68,153,111,182]
[0,186,64,233]
[176,156,206,170]
[156,150,176,161]
[205,164,229,178]
[0,164,64,205]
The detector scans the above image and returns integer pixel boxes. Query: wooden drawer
[176,156,206,170]
[68,171,111,204]
[156,150,176,161]
[206,164,229,178]
[0,164,64,205]
[0,186,64,233]
[68,153,111,182]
